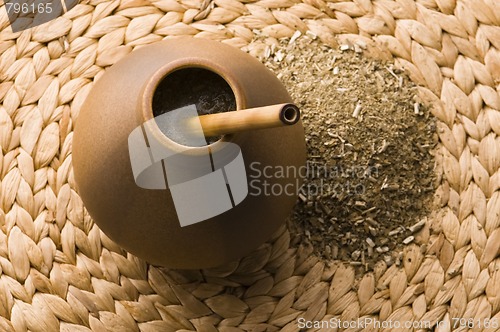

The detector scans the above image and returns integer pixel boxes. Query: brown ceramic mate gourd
[72,38,306,269]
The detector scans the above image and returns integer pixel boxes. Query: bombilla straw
[188,103,301,137]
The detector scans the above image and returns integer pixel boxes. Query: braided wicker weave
[0,0,499,330]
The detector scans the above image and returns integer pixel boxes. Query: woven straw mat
[0,0,500,330]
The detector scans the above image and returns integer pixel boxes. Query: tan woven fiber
[0,0,499,330]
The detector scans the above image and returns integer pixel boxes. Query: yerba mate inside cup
[152,68,236,146]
